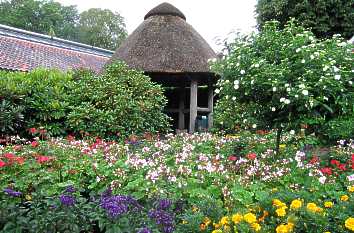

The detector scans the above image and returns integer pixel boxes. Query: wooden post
[178,87,185,130]
[208,83,214,129]
[189,79,198,133]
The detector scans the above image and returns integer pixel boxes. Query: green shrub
[66,62,170,139]
[0,69,72,136]
[0,63,170,139]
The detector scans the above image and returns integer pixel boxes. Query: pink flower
[0,160,6,168]
[29,127,37,134]
[31,141,39,148]
[320,167,332,176]
[36,156,51,164]
[228,155,238,161]
[247,153,257,160]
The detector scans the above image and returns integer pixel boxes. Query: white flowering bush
[211,20,353,144]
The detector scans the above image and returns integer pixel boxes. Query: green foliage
[211,20,353,142]
[0,63,170,139]
[0,0,127,50]
[78,8,127,50]
[256,0,354,39]
[67,62,170,139]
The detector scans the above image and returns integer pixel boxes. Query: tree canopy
[0,0,127,50]
[256,0,354,39]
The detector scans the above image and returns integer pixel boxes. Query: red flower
[228,155,238,161]
[36,156,51,164]
[330,159,340,166]
[247,153,257,160]
[0,160,6,168]
[338,163,346,171]
[31,141,39,148]
[4,153,15,160]
[351,154,354,162]
[66,135,75,141]
[310,155,319,164]
[29,127,37,134]
[320,167,332,175]
[14,157,25,165]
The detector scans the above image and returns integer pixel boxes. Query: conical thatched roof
[110,2,216,74]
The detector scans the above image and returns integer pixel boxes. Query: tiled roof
[0,24,114,72]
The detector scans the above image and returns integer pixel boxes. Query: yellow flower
[25,194,32,201]
[192,205,199,212]
[203,217,211,226]
[220,216,229,226]
[345,217,354,231]
[273,199,287,208]
[290,199,302,209]
[348,186,354,192]
[276,224,290,233]
[324,232,331,233]
[279,144,286,149]
[251,223,261,232]
[243,213,257,224]
[200,223,206,231]
[341,195,349,202]
[231,213,243,224]
[324,201,333,208]
[276,207,287,217]
[212,230,223,233]
[306,203,318,212]
[182,220,188,224]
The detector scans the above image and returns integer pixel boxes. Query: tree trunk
[275,127,283,155]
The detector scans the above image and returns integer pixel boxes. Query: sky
[57,0,258,52]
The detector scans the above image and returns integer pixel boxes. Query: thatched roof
[110,2,216,74]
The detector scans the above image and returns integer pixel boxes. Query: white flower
[232,96,236,101]
[333,66,339,72]
[309,36,314,41]
[273,87,277,92]
[290,130,295,135]
[254,63,259,68]
[285,83,290,87]
[347,174,354,182]
[286,87,291,92]
[234,85,239,90]
[323,65,329,71]
[349,81,353,85]
[215,89,220,94]
[296,48,301,53]
[299,84,306,89]
[323,96,328,101]
[280,97,285,103]
[243,119,247,123]
[302,90,309,96]
[252,124,257,128]
[234,80,239,85]
[271,107,276,112]
[301,59,305,63]
[240,70,245,75]
[284,99,291,104]
[251,80,254,85]
[334,74,341,80]
[310,55,315,60]
[319,176,326,184]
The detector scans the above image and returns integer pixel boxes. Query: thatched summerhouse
[110,2,217,132]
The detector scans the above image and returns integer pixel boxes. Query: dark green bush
[0,62,170,139]
[67,62,170,138]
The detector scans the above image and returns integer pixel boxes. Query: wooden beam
[208,83,214,129]
[197,107,211,113]
[178,87,185,130]
[189,79,198,133]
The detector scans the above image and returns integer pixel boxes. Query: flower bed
[0,132,353,232]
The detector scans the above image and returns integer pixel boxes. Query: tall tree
[0,0,128,49]
[77,8,127,50]
[256,0,354,39]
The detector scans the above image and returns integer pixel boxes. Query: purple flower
[157,199,172,210]
[65,185,75,193]
[137,227,151,233]
[59,194,75,206]
[4,188,22,197]
[148,209,175,233]
[100,192,142,218]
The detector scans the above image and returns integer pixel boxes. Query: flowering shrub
[211,20,354,144]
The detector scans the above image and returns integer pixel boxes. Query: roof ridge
[0,24,114,57]
[144,2,186,20]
